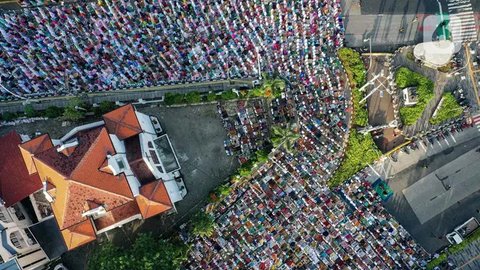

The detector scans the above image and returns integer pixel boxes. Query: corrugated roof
[0,132,42,207]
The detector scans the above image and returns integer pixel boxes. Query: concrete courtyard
[403,147,480,224]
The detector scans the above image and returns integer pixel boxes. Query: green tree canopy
[24,104,36,118]
[429,92,463,125]
[190,211,215,238]
[44,106,64,118]
[87,234,190,270]
[270,125,300,153]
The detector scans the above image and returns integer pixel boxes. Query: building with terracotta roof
[18,104,187,252]
[0,132,58,270]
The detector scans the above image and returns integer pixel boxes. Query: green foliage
[337,48,366,88]
[255,149,269,163]
[44,106,64,118]
[249,77,286,98]
[329,130,381,187]
[270,125,300,153]
[190,211,215,238]
[24,104,37,118]
[63,106,84,122]
[94,101,117,116]
[185,91,202,104]
[430,93,463,125]
[337,48,368,127]
[63,97,88,122]
[395,67,435,126]
[87,234,190,270]
[406,50,415,61]
[220,90,238,100]
[427,228,480,269]
[206,92,218,102]
[164,93,185,105]
[1,112,17,121]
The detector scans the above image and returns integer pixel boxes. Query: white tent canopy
[413,40,455,68]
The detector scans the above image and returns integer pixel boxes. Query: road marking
[420,141,427,152]
[437,140,442,147]
[444,138,450,146]
[450,133,457,143]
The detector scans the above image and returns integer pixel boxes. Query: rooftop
[0,131,42,207]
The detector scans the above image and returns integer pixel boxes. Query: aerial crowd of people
[0,0,434,268]
[0,0,342,99]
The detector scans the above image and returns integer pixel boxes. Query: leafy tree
[220,90,238,100]
[164,93,185,105]
[329,130,381,187]
[429,93,463,125]
[206,92,218,102]
[255,149,270,163]
[190,211,215,238]
[337,48,366,88]
[185,91,201,104]
[63,97,88,121]
[395,67,434,125]
[2,112,17,121]
[87,234,190,270]
[270,125,300,153]
[94,101,117,116]
[44,106,64,118]
[24,104,36,118]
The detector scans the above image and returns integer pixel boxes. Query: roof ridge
[69,178,133,202]
[69,128,106,178]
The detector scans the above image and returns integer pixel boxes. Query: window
[147,141,154,149]
[116,158,125,170]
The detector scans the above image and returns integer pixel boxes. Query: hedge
[429,93,463,125]
[396,67,434,126]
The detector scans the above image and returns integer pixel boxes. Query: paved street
[342,0,480,51]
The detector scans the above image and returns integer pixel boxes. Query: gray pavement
[365,126,480,253]
[58,104,238,270]
[403,147,480,224]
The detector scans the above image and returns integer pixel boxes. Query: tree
[255,149,270,163]
[44,106,64,118]
[337,48,366,87]
[185,91,201,104]
[206,92,218,102]
[63,97,87,122]
[164,93,184,105]
[24,104,36,118]
[94,101,117,116]
[190,211,215,238]
[270,125,300,153]
[220,90,238,100]
[87,234,190,270]
[1,112,17,121]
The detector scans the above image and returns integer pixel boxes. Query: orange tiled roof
[103,104,142,140]
[19,134,53,175]
[61,219,96,250]
[94,201,140,231]
[136,180,172,219]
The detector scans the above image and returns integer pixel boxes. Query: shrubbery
[429,93,463,125]
[87,233,190,270]
[190,211,215,238]
[328,130,381,187]
[337,48,368,127]
[395,67,434,126]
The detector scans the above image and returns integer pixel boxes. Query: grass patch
[429,93,463,125]
[396,67,434,126]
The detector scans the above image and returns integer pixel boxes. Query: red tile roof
[103,104,142,140]
[93,201,140,231]
[0,131,42,207]
[61,219,96,250]
[136,180,172,219]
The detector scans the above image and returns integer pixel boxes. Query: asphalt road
[360,0,452,15]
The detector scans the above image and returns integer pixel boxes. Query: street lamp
[436,0,447,40]
[363,37,372,73]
